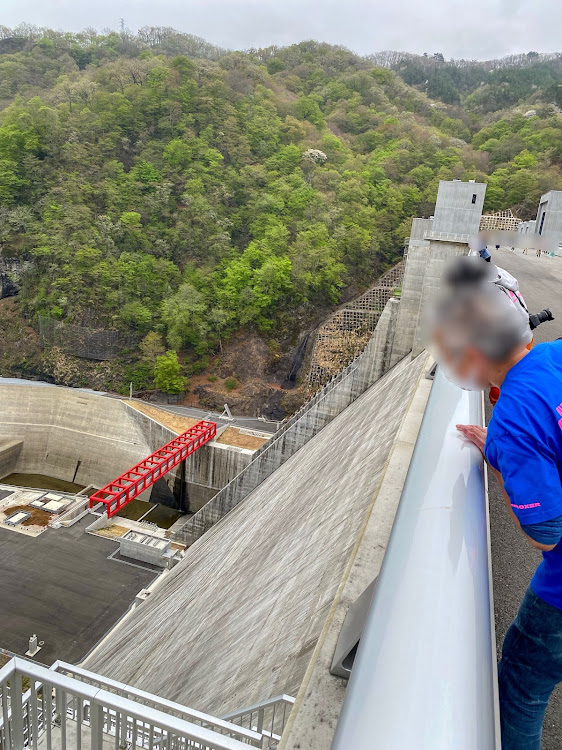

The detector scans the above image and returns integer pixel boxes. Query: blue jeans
[499,586,562,749]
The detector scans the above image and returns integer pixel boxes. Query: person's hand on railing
[456,424,487,456]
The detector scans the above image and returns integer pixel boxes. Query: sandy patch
[94,524,129,539]
[216,427,269,450]
[126,401,198,434]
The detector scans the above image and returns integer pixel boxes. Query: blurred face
[433,330,492,391]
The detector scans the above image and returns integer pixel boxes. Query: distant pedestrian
[511,246,515,252]
[523,247,528,255]
[479,247,492,263]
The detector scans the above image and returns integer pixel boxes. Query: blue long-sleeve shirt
[485,341,562,609]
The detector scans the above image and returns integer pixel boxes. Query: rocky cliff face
[191,332,307,419]
[0,258,28,299]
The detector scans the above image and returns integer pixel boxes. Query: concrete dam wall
[173,297,400,545]
[86,351,428,716]
[0,439,23,479]
[0,386,252,511]
[0,386,156,489]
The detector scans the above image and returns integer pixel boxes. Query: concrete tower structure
[390,179,487,365]
[429,179,486,240]
[535,190,562,238]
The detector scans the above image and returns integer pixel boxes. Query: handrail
[0,656,258,750]
[220,695,295,723]
[331,369,500,749]
[423,230,470,242]
[220,695,295,749]
[50,661,260,742]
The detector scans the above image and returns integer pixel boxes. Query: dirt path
[125,401,198,434]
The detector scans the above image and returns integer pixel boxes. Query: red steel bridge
[89,420,217,518]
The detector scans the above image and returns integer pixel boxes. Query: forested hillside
[1,25,561,406]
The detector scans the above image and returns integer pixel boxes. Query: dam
[3,179,561,749]
[0,385,269,515]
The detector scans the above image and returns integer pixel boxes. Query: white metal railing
[48,662,260,744]
[0,657,261,750]
[221,696,295,749]
[331,369,501,749]
[423,230,470,243]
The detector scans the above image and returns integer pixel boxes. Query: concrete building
[518,219,536,235]
[120,530,179,568]
[428,179,486,240]
[514,191,562,255]
[535,190,562,237]
[408,217,432,249]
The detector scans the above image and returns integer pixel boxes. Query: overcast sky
[2,0,561,61]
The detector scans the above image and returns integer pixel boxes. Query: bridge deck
[89,420,216,518]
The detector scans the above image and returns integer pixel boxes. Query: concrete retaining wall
[0,386,254,513]
[0,439,23,479]
[183,441,254,512]
[173,298,400,545]
[0,387,159,496]
[84,512,111,533]
[53,498,90,527]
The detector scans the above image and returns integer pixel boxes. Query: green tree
[154,351,187,394]
[294,95,324,126]
[120,301,152,331]
[163,139,193,169]
[218,243,293,327]
[161,282,209,351]
[140,331,166,364]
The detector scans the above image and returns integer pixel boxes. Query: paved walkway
[487,247,562,749]
[158,404,279,433]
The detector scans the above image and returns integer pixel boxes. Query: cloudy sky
[2,0,561,61]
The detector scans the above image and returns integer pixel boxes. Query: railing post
[2,681,12,750]
[45,682,52,750]
[255,709,264,735]
[11,673,24,750]
[90,702,103,750]
[30,680,39,750]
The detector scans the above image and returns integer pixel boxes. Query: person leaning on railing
[428,256,562,750]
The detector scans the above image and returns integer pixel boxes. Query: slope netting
[38,317,138,360]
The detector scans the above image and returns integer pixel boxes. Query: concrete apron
[278,352,433,750]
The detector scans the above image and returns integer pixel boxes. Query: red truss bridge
[89,420,217,518]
